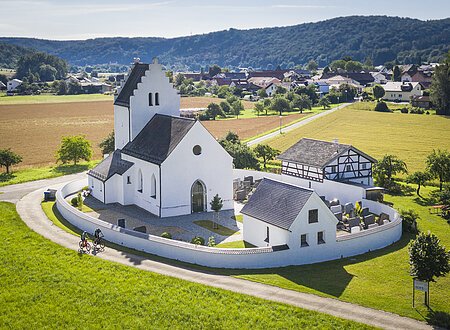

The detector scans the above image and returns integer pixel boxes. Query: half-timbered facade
[278,138,376,186]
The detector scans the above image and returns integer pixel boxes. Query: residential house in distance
[0,81,6,90]
[370,72,388,84]
[382,81,422,102]
[7,79,23,92]
[278,138,376,186]
[411,95,432,109]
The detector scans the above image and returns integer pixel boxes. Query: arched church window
[148,93,153,106]
[155,92,159,106]
[151,174,156,199]
[138,169,143,193]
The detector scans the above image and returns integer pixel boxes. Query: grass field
[0,161,98,187]
[180,96,254,109]
[0,93,114,104]
[193,220,239,236]
[0,202,370,329]
[266,102,450,173]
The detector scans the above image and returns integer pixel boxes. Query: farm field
[0,93,113,104]
[180,96,254,109]
[0,202,370,330]
[0,98,306,168]
[266,102,450,173]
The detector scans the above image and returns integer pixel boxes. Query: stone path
[1,175,431,330]
[247,103,350,146]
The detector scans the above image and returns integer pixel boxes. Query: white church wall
[114,105,130,149]
[104,175,123,204]
[129,62,180,141]
[88,176,104,203]
[161,122,234,217]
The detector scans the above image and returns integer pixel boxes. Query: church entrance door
[191,180,206,213]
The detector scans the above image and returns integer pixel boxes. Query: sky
[1,0,449,40]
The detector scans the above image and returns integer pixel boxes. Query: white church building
[87,59,234,217]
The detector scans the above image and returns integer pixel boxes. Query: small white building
[370,72,388,85]
[88,59,234,217]
[382,82,422,102]
[242,178,338,248]
[7,79,22,92]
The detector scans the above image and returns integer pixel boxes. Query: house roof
[320,72,374,85]
[241,178,313,230]
[88,150,134,182]
[384,81,421,92]
[278,138,376,168]
[121,114,195,164]
[114,63,149,107]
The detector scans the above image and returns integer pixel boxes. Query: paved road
[247,103,349,146]
[0,175,431,330]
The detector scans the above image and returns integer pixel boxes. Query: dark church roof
[241,178,313,231]
[278,138,376,168]
[121,114,195,164]
[88,150,134,182]
[114,63,149,107]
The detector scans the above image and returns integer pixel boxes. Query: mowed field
[0,97,299,167]
[180,96,254,109]
[267,103,450,173]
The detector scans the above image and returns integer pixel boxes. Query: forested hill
[1,16,449,70]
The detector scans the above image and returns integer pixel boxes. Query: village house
[6,78,23,92]
[382,81,422,102]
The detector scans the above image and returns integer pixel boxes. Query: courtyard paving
[83,196,244,244]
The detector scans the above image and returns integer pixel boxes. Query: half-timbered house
[278,138,376,186]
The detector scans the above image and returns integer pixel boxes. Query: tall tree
[98,131,115,155]
[318,97,331,109]
[426,149,450,191]
[210,194,223,229]
[392,65,402,82]
[254,144,280,169]
[56,135,93,165]
[0,149,22,174]
[231,100,244,119]
[373,155,408,187]
[219,101,231,114]
[208,64,221,77]
[205,102,224,120]
[306,59,318,72]
[291,94,312,113]
[372,84,385,100]
[406,171,431,197]
[253,101,264,117]
[430,51,450,115]
[271,96,291,114]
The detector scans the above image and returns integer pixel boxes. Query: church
[87,59,234,217]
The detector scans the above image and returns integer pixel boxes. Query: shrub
[208,236,216,247]
[191,236,205,245]
[161,232,172,239]
[426,111,430,115]
[410,107,424,114]
[198,112,210,121]
[400,107,409,113]
[71,197,79,207]
[374,101,392,112]
[400,209,419,233]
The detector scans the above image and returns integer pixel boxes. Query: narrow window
[264,226,270,244]
[317,231,325,244]
[301,234,309,247]
[127,176,131,184]
[151,174,156,199]
[148,93,153,106]
[361,163,367,170]
[155,92,159,106]
[346,164,351,172]
[330,165,337,173]
[308,209,318,224]
[137,169,143,193]
[118,219,126,228]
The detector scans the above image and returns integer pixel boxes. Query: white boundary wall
[56,173,402,269]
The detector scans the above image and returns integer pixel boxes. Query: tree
[392,65,402,82]
[0,149,22,174]
[338,83,357,102]
[291,94,311,113]
[219,101,231,114]
[231,100,244,119]
[57,80,67,95]
[344,60,363,72]
[407,171,431,197]
[374,101,391,112]
[275,85,287,95]
[217,85,230,98]
[16,52,68,81]
[306,59,318,72]
[210,194,223,229]
[426,149,450,191]
[430,51,450,115]
[373,155,408,187]
[257,88,268,98]
[208,64,221,77]
[409,232,450,283]
[254,144,280,169]
[99,131,115,155]
[205,102,224,120]
[400,209,419,234]
[219,133,259,170]
[271,96,291,114]
[56,135,93,165]
[372,84,385,100]
[318,97,331,109]
[253,101,264,116]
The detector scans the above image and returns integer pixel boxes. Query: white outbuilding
[88,59,234,217]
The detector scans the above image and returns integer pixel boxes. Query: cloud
[271,4,334,9]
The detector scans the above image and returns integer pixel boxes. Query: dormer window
[148,93,153,106]
[155,92,159,106]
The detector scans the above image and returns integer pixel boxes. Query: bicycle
[79,239,91,253]
[93,237,105,252]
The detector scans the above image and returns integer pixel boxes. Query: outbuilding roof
[88,150,134,182]
[241,178,313,230]
[114,63,149,107]
[277,138,376,168]
[121,114,195,164]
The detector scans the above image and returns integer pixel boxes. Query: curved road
[0,174,431,330]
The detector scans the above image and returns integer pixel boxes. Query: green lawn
[193,220,239,236]
[216,240,256,248]
[266,102,450,173]
[0,202,370,329]
[0,93,113,104]
[0,161,99,187]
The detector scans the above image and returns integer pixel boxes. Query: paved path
[247,103,349,146]
[2,176,431,330]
